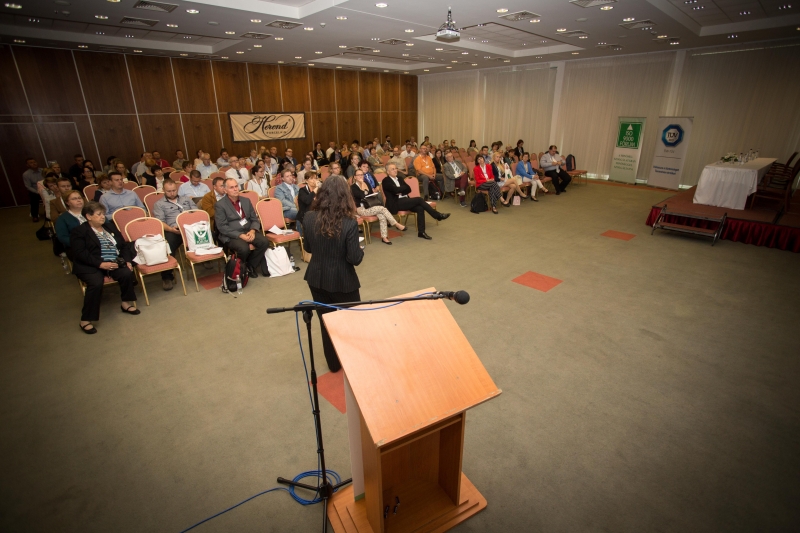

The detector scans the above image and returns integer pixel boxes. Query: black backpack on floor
[470,191,487,214]
[222,253,249,293]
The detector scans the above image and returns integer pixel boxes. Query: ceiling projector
[436,7,460,41]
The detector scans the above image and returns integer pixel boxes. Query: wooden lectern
[322,288,501,533]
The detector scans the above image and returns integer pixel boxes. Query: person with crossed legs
[214,178,270,278]
[381,162,449,240]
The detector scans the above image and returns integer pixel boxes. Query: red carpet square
[197,272,223,291]
[602,230,636,241]
[512,271,563,293]
[370,229,404,239]
[316,371,346,413]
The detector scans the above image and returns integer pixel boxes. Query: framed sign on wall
[228,112,306,142]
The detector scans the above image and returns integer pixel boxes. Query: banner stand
[647,116,693,190]
[609,117,646,184]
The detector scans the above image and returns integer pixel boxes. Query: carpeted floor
[1,182,798,532]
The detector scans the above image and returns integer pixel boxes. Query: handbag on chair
[134,234,170,266]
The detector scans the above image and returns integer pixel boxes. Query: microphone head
[454,290,470,305]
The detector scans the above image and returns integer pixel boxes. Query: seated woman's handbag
[134,234,170,266]
[362,192,383,208]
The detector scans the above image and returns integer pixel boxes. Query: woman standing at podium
[302,175,364,372]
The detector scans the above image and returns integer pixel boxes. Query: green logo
[616,121,643,149]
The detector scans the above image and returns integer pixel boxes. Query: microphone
[436,290,470,305]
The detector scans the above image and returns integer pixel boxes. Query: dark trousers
[77,266,137,321]
[308,286,361,373]
[162,231,183,280]
[394,197,439,233]
[225,232,270,269]
[545,168,571,191]
[29,191,41,219]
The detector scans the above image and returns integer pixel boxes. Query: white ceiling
[1,0,799,73]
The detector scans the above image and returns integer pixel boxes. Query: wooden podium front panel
[323,288,501,448]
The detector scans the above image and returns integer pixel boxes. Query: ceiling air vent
[379,38,407,45]
[561,30,589,38]
[133,0,177,13]
[569,0,617,7]
[120,16,159,27]
[99,46,127,52]
[620,19,656,30]
[194,54,218,59]
[347,46,374,53]
[498,10,541,22]
[241,32,272,39]
[265,20,303,30]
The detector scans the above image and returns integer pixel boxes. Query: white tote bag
[265,246,294,277]
[134,234,170,266]
[183,221,223,255]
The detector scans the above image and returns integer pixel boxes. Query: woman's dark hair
[522,152,530,160]
[310,175,357,238]
[549,145,557,151]
[82,201,105,218]
[516,139,523,146]
[106,155,116,165]
[469,140,476,147]
[475,155,485,164]
[83,160,95,168]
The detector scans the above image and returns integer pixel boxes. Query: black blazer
[490,162,504,183]
[302,211,363,293]
[350,181,375,208]
[141,172,157,187]
[70,222,134,276]
[297,185,315,223]
[381,176,412,214]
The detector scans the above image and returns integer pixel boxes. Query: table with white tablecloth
[692,158,777,210]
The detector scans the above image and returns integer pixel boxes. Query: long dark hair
[310,175,357,238]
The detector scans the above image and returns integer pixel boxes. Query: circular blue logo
[662,124,684,147]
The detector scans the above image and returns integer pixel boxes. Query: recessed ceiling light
[423,69,429,71]
[371,37,380,41]
[254,44,261,48]
[601,5,613,10]
[221,56,228,59]
[405,29,414,32]
[530,18,540,23]
[403,71,408,74]
[623,17,634,21]
[336,66,342,68]
[309,63,315,66]
[361,67,367,70]
[166,23,178,28]
[739,11,750,15]
[692,6,703,10]
[461,51,469,54]
[107,0,120,2]
[4,3,22,8]
[483,56,490,58]
[339,45,346,48]
[541,40,547,43]
[451,60,458,63]
[446,66,452,68]
[579,35,587,39]
[180,53,188,56]
[503,59,510,62]
[372,49,379,52]
[183,36,191,39]
[208,21,218,25]
[78,45,87,48]
[133,49,142,53]
[95,31,104,35]
[478,23,485,27]
[125,34,134,38]
[402,53,409,56]
[236,51,244,54]
[778,4,793,10]
[598,41,606,44]
[497,8,508,13]
[481,40,488,43]
[572,52,579,55]
[471,63,477,66]
[315,51,323,54]
[557,28,566,32]
[728,34,738,38]
[375,3,388,7]
[435,47,443,51]
[95,14,108,19]
[275,37,283,40]
[278,60,284,63]
[295,56,302,58]
[13,39,25,43]
[336,16,347,20]
[251,19,261,23]
[684,0,696,3]
[405,43,413,46]
[383,69,389,72]
[535,55,542,58]
[304,27,313,30]
[186,9,199,14]
[225,31,235,34]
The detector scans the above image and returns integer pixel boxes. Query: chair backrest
[380,155,390,165]
[112,206,147,240]
[374,172,387,185]
[83,184,98,201]
[267,186,277,198]
[219,166,231,173]
[785,151,798,167]
[134,185,156,206]
[239,190,259,205]
[123,181,138,191]
[176,209,210,251]
[144,192,164,216]
[124,216,165,242]
[405,177,421,199]
[319,165,330,179]
[256,198,287,231]
[404,156,412,169]
[201,178,213,190]
[537,152,544,163]
[209,171,226,180]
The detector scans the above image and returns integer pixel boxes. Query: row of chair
[751,152,800,212]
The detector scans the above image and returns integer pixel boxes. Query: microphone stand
[266,292,456,533]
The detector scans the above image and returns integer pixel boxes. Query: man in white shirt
[400,143,416,160]
[325,141,336,160]
[225,156,250,189]
[540,145,571,195]
[216,149,230,168]
[390,146,409,178]
[197,153,218,178]
[178,170,211,198]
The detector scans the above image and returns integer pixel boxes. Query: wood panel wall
[0,45,418,208]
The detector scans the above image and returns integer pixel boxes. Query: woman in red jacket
[473,154,503,214]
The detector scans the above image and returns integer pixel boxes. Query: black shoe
[79,322,97,334]
[460,202,467,207]
[555,190,561,195]
[261,261,270,277]
[397,226,408,232]
[418,232,432,240]
[247,265,258,278]
[438,213,451,220]
[292,266,301,272]
[561,187,567,193]
[382,239,393,245]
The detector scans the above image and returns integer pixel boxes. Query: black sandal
[120,305,141,315]
[492,207,499,214]
[80,323,97,334]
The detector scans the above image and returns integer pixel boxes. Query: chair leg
[175,265,187,296]
[190,262,200,292]
[139,271,150,306]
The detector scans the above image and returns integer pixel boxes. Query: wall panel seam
[306,67,314,147]
[122,54,146,152]
[169,57,189,157]
[9,46,47,163]
[208,60,225,148]
[333,70,339,143]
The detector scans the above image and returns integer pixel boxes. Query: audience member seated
[131,152,152,180]
[152,179,195,291]
[71,201,139,335]
[200,176,226,229]
[432,149,446,196]
[217,149,230,168]
[345,152,362,179]
[246,165,269,200]
[477,145,490,163]
[313,142,328,167]
[516,152,548,201]
[360,161,380,191]
[413,145,438,200]
[325,141,336,160]
[389,146,409,178]
[473,155,503,214]
[351,168,407,245]
[328,161,344,178]
[275,169,300,232]
[23,158,44,222]
[152,151,169,169]
[297,171,318,234]
[400,143,416,161]
[247,149,259,166]
[540,145,571,194]
[179,169,210,198]
[55,190,85,260]
[381,162,449,240]
[267,147,280,175]
[193,149,204,168]
[99,172,145,216]
[77,166,97,191]
[215,178,270,278]
[93,175,113,202]
[50,177,73,222]
[48,162,70,183]
[513,140,525,159]
[492,151,527,203]
[111,160,134,183]
[280,148,297,169]
[142,165,167,190]
[443,151,469,207]
[225,156,249,189]
[174,160,194,182]
[173,149,187,170]
[68,154,85,183]
[297,159,315,184]
[467,140,479,155]
[198,153,218,178]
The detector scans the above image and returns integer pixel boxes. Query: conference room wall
[0,45,418,208]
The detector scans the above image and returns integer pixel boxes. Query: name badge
[239,218,248,227]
